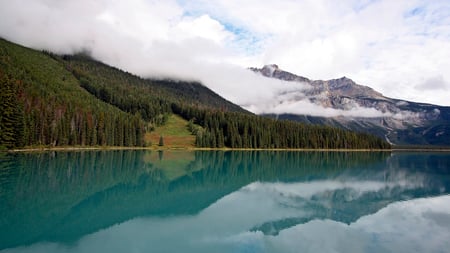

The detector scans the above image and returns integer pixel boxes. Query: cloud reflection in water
[3,178,449,253]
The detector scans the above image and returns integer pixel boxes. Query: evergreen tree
[159,135,164,146]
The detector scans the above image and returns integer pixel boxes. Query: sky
[1,0,449,115]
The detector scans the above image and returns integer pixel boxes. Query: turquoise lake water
[1,150,449,252]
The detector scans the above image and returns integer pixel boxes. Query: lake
[1,150,449,253]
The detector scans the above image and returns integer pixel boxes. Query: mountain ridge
[251,64,450,146]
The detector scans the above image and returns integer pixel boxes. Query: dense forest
[0,38,391,149]
[0,40,144,148]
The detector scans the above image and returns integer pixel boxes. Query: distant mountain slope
[251,64,450,146]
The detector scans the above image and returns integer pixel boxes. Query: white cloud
[247,96,393,118]
[173,15,233,45]
[416,75,449,91]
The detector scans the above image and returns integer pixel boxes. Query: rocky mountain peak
[249,64,450,146]
[263,64,279,69]
[260,64,279,77]
[252,65,381,98]
[251,64,310,83]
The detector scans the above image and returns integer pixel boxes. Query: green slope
[146,114,196,149]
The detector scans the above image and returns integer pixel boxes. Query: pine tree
[159,135,164,146]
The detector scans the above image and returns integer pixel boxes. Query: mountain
[0,38,244,148]
[251,64,450,147]
[0,38,389,150]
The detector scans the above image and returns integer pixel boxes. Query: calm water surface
[1,150,449,253]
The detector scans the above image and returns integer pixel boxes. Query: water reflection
[0,151,449,252]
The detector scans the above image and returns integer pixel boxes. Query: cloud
[415,75,448,91]
[246,96,392,118]
[173,15,233,44]
[177,0,450,106]
[0,0,449,110]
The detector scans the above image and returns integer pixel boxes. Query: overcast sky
[1,0,449,110]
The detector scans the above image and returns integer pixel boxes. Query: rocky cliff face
[251,65,450,146]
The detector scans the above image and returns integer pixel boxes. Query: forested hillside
[59,53,247,123]
[0,39,144,148]
[0,38,391,149]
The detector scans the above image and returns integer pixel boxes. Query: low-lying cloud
[242,89,390,118]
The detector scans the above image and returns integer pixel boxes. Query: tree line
[173,105,391,149]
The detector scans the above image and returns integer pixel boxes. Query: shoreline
[4,146,450,153]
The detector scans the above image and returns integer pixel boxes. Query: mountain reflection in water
[0,150,449,253]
